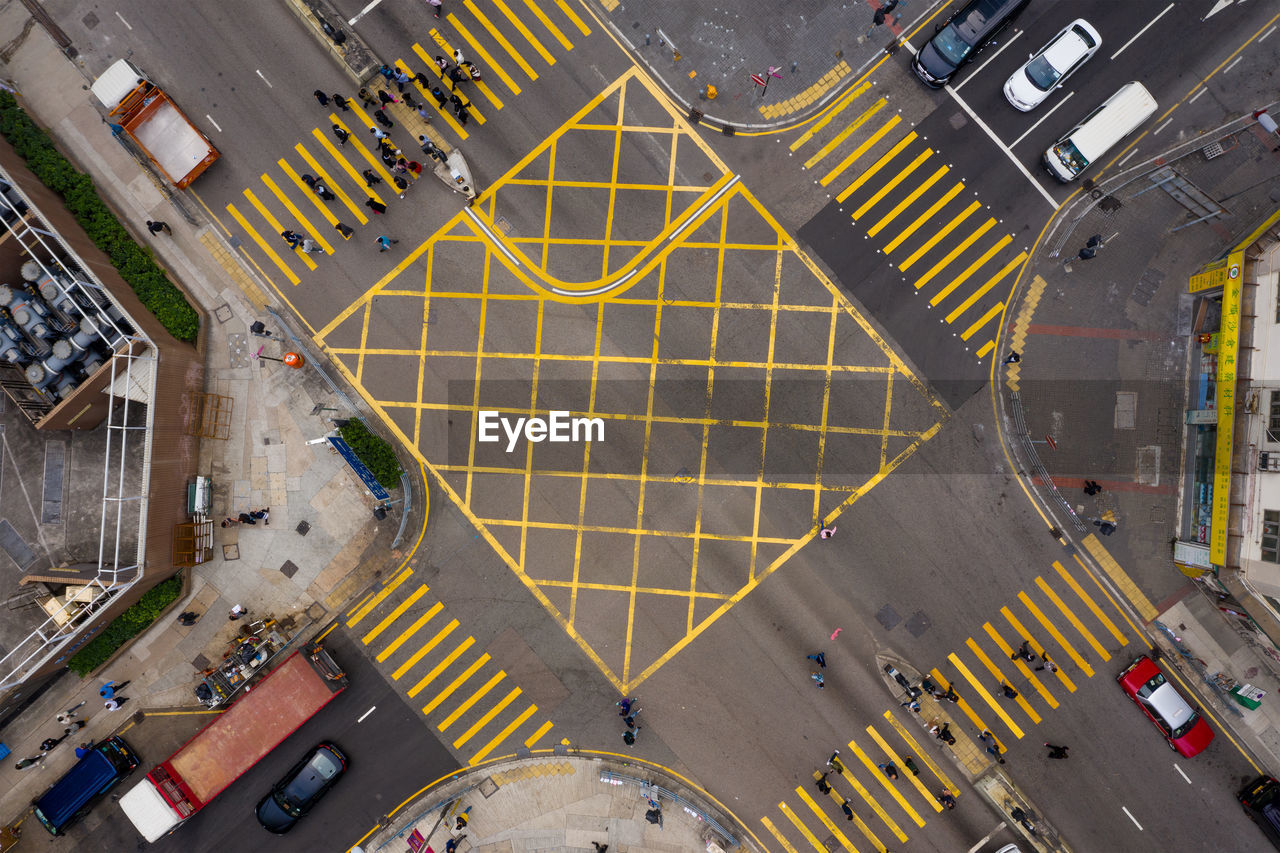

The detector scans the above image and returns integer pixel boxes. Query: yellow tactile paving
[760,60,852,119]
[1082,535,1158,621]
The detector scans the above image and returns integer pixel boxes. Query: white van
[1043,81,1157,182]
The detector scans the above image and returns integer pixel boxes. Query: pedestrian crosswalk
[791,85,1028,363]
[344,568,555,765]
[214,0,590,293]
[762,542,1140,851]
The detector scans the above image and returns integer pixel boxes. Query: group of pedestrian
[100,679,131,711]
[221,508,270,527]
[616,696,642,746]
[1083,479,1103,496]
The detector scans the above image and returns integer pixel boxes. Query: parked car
[1003,19,1102,110]
[255,743,347,834]
[912,0,1031,88]
[1239,775,1280,849]
[1116,656,1214,757]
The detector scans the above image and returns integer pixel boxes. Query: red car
[1117,655,1214,757]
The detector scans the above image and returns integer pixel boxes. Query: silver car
[1003,19,1101,111]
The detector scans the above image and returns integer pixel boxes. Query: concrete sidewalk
[1001,116,1280,770]
[0,0,412,829]
[600,0,943,129]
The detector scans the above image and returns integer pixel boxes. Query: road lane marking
[517,0,572,50]
[426,32,504,110]
[791,81,873,153]
[468,701,537,763]
[363,585,429,645]
[855,731,918,834]
[1054,560,1126,640]
[377,601,443,662]
[853,146,933,222]
[834,130,915,202]
[899,200,979,272]
[947,252,1023,324]
[1018,591,1094,677]
[984,622,1058,709]
[427,653,492,716]
[262,173,333,253]
[822,116,900,188]
[803,97,886,170]
[847,736,921,832]
[939,82,1057,209]
[409,636,475,699]
[348,567,412,626]
[1001,607,1076,692]
[357,706,376,723]
[760,816,801,853]
[296,141,368,222]
[867,165,945,238]
[913,217,995,290]
[929,232,1010,305]
[883,182,963,252]
[393,618,459,680]
[523,719,554,747]
[778,801,828,851]
[1036,575,1110,661]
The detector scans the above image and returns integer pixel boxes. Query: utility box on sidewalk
[1232,683,1265,710]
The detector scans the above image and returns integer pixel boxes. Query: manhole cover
[222,543,240,560]
[213,303,233,323]
[296,520,311,536]
[192,653,211,672]
[876,604,902,631]
[905,610,931,638]
[280,560,299,579]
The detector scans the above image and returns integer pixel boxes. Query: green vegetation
[0,92,199,342]
[339,418,402,489]
[67,574,184,676]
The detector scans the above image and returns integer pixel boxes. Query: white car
[1003,19,1101,111]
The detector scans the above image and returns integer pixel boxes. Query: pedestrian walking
[1084,479,1102,495]
[616,696,637,716]
[942,684,959,703]
[416,71,432,88]
[238,511,255,524]
[402,90,419,109]
[986,743,1005,764]
[394,175,410,196]
[866,0,901,36]
[454,104,470,126]
[430,86,449,107]
[300,239,323,255]
[622,724,640,746]
[445,837,464,853]
[1035,654,1058,673]
[1003,351,1021,364]
[827,751,844,773]
[74,742,94,759]
[448,65,468,88]
[300,173,317,188]
[878,762,898,780]
[145,220,172,236]
[250,508,269,523]
[426,0,443,18]
[811,671,825,689]
[229,604,248,620]
[358,87,378,106]
[381,149,399,167]
[406,160,424,176]
[281,229,303,249]
[313,89,330,107]
[313,182,336,201]
[362,169,383,188]
[14,756,42,770]
[371,126,388,141]
[56,711,76,726]
[366,198,388,215]
[332,93,350,111]
[393,69,410,91]
[220,516,239,528]
[63,721,87,735]
[376,236,399,252]
[99,680,131,699]
[937,790,956,810]
[335,222,355,240]
[841,800,855,821]
[435,55,453,75]
[819,525,837,539]
[417,104,433,122]
[1045,743,1070,759]
[1011,640,1035,662]
[807,652,827,668]
[902,756,920,776]
[178,610,200,626]
[374,109,394,128]
[40,735,67,753]
[592,844,608,853]
[332,124,350,145]
[623,709,641,728]
[378,89,398,106]
[815,771,832,794]
[378,64,395,84]
[103,697,129,711]
[1000,682,1019,700]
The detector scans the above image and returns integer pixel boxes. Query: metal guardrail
[1009,392,1085,532]
[598,770,738,848]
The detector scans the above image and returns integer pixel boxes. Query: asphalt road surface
[29,0,1280,850]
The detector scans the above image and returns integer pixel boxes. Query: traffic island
[351,753,754,853]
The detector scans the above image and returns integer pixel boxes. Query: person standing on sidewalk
[103,696,129,711]
[229,604,248,620]
[146,220,172,236]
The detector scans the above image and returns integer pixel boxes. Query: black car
[1240,775,1280,849]
[912,0,1031,88]
[255,743,347,834]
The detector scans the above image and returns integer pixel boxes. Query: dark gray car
[254,743,347,834]
[912,0,1031,88]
